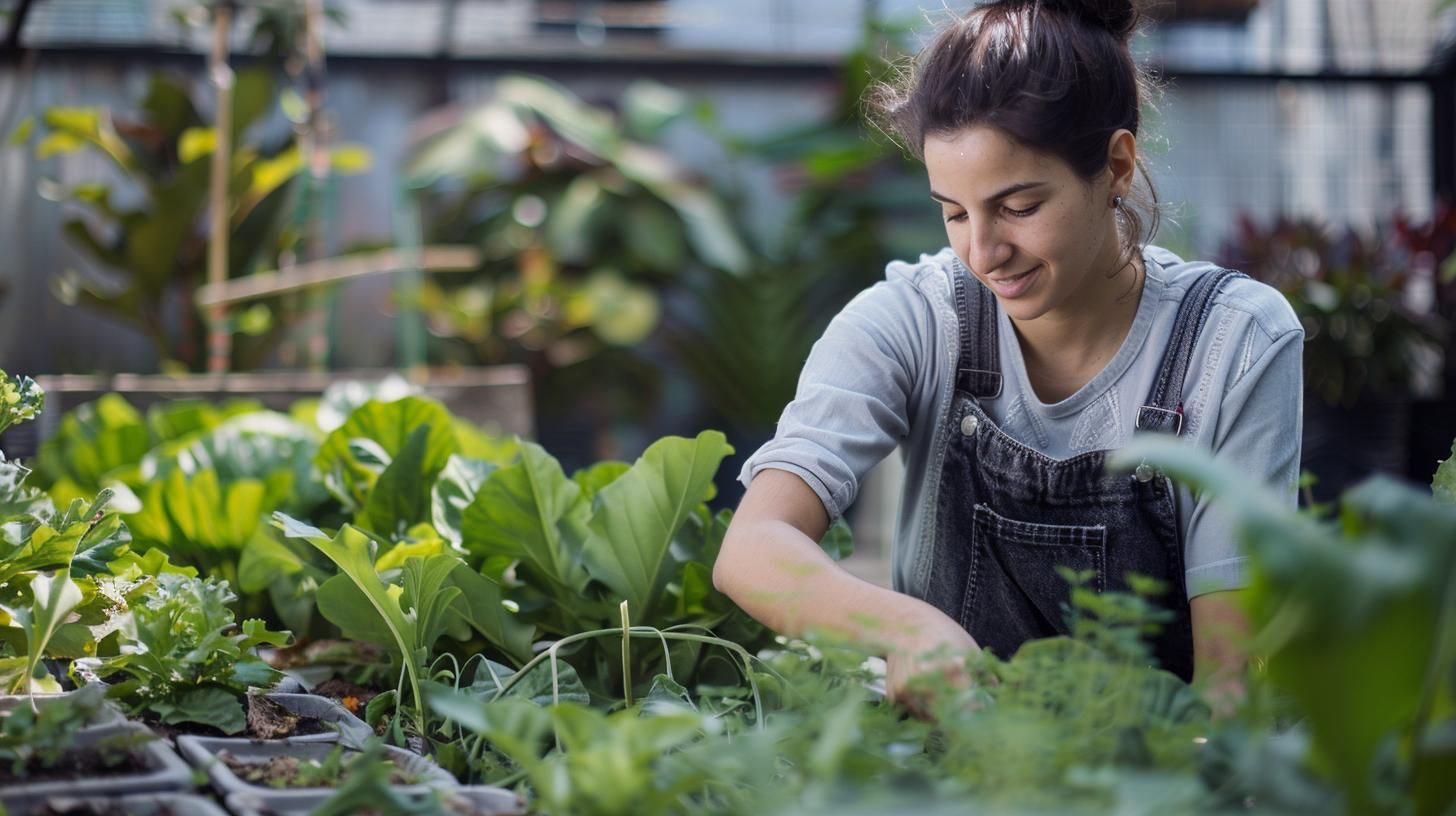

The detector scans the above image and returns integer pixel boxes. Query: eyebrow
[930,181,1048,207]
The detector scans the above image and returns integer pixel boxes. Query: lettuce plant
[86,573,289,734]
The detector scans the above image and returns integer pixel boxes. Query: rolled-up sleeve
[739,277,930,521]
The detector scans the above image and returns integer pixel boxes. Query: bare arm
[713,469,978,708]
[1191,589,1249,717]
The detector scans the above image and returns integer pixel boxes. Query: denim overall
[922,263,1245,682]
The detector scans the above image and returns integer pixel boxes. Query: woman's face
[923,126,1126,325]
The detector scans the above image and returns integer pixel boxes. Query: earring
[1111,195,1124,210]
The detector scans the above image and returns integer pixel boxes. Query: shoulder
[1146,245,1302,343]
[828,248,959,342]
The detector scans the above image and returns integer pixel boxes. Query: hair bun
[1040,0,1140,40]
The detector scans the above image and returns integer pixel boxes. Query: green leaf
[572,461,630,501]
[444,564,535,665]
[1434,438,1456,506]
[276,514,428,717]
[178,127,217,163]
[460,441,592,594]
[581,431,733,617]
[1,570,83,693]
[315,397,458,511]
[465,659,590,707]
[364,425,439,538]
[431,455,498,547]
[153,685,246,734]
[315,573,399,648]
[402,554,466,657]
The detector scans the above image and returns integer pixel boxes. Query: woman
[712,0,1303,712]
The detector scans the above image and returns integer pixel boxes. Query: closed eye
[1004,203,1040,218]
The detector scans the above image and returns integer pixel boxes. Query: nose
[961,216,1013,278]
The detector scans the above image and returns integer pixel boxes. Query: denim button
[960,414,979,436]
[1134,462,1156,483]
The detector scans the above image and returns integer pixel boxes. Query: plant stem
[620,601,632,707]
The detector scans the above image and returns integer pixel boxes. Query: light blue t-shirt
[740,245,1304,600]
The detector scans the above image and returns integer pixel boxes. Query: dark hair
[870,0,1162,270]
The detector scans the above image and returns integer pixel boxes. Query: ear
[1106,129,1139,199]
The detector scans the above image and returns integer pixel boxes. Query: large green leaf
[580,431,732,618]
[402,554,466,660]
[431,455,498,547]
[274,514,430,716]
[364,425,439,538]
[315,397,458,511]
[315,573,399,648]
[444,563,534,665]
[460,441,592,595]
[276,517,415,662]
[1,570,83,693]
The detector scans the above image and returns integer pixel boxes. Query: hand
[885,608,981,719]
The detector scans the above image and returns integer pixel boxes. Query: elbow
[712,529,746,597]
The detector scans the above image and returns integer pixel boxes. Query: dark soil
[217,749,419,789]
[138,695,327,741]
[245,694,328,740]
[310,678,379,716]
[0,745,151,785]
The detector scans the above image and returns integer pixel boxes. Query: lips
[986,264,1041,299]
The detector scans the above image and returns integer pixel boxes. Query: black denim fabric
[923,264,1244,682]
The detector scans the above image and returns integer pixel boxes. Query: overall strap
[952,261,1004,399]
[1136,268,1247,436]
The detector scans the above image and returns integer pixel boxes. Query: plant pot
[176,736,455,814]
[4,792,229,816]
[261,692,373,746]
[0,691,124,728]
[224,785,527,816]
[0,722,194,812]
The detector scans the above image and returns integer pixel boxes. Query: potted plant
[1220,214,1446,501]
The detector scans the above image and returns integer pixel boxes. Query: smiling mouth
[988,265,1040,283]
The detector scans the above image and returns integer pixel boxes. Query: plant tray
[176,735,456,812]
[3,792,229,815]
[223,784,526,816]
[0,723,193,812]
[0,691,125,728]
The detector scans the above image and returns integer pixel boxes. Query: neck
[1011,243,1145,377]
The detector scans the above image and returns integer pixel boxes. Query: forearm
[713,518,951,654]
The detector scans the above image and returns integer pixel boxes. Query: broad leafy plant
[1117,435,1456,815]
[83,573,290,734]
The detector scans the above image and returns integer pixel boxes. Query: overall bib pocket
[962,504,1108,644]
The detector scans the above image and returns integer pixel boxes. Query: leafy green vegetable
[273,515,532,731]
[88,573,289,734]
[314,397,458,514]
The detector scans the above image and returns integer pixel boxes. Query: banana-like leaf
[580,431,732,618]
